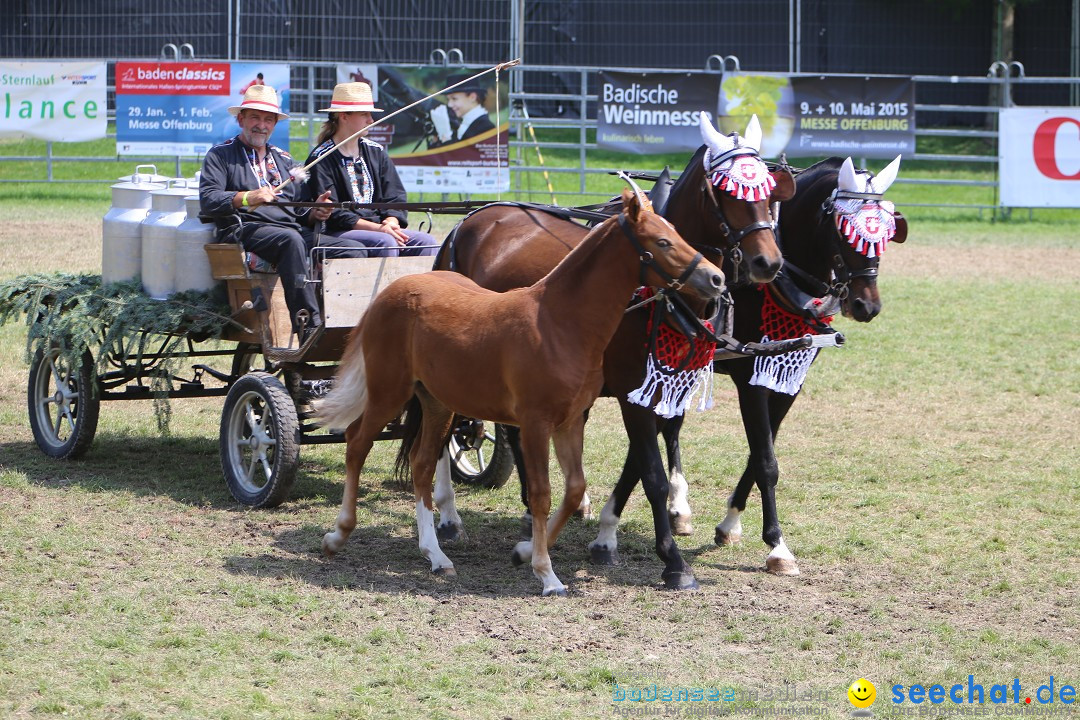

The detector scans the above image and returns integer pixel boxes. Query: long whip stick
[273,59,521,194]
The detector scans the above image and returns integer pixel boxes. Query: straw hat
[319,82,383,113]
[228,84,289,119]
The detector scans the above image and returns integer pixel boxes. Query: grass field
[0,178,1078,719]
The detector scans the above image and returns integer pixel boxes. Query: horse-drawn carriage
[24,236,515,508]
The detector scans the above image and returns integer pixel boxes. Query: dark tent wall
[2,0,1074,108]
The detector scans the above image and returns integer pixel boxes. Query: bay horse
[592,155,908,576]
[313,190,725,596]
[429,113,795,590]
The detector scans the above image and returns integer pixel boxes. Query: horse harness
[768,184,885,326]
[698,149,782,288]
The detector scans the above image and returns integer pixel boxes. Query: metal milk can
[174,194,218,292]
[140,179,195,299]
[101,165,167,284]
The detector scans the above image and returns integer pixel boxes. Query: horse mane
[668,145,708,199]
[784,157,844,214]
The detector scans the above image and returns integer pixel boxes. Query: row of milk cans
[101,165,219,299]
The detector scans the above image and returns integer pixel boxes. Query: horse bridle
[617,213,705,291]
[776,187,882,308]
[699,150,779,287]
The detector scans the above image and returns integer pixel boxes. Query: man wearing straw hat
[199,84,370,343]
[305,81,437,256]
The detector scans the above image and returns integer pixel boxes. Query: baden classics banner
[0,61,107,142]
[597,71,720,153]
[115,62,290,155]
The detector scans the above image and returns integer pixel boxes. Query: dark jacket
[458,113,495,141]
[305,137,410,234]
[199,136,312,236]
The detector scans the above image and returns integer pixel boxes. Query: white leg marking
[323,510,352,553]
[416,501,455,573]
[512,540,533,564]
[575,490,592,519]
[535,562,567,597]
[433,451,465,538]
[765,536,800,576]
[667,469,693,534]
[715,495,743,545]
[588,494,620,553]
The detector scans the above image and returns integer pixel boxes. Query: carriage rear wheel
[447,419,514,489]
[27,346,100,459]
[220,371,299,508]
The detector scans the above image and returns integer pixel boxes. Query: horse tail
[311,340,368,430]
[393,395,422,486]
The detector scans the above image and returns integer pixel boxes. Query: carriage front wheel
[220,371,300,508]
[447,419,514,489]
[27,346,100,459]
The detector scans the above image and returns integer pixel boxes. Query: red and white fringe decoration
[705,150,777,202]
[749,286,833,396]
[834,198,896,259]
[627,290,718,418]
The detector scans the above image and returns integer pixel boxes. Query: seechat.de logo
[848,678,876,717]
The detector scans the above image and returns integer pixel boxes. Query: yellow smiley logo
[848,678,877,709]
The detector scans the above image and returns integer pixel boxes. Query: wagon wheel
[447,419,514,489]
[27,346,100,459]
[219,371,299,508]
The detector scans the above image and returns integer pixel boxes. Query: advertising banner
[369,66,509,194]
[0,61,107,142]
[596,71,720,153]
[784,75,915,159]
[999,107,1080,207]
[115,62,290,156]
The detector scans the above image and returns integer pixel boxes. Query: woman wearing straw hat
[200,83,347,344]
[305,82,438,257]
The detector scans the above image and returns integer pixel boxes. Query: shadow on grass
[0,433,370,510]
[221,503,748,598]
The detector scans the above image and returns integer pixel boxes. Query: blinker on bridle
[781,184,886,304]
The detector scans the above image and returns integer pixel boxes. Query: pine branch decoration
[0,272,236,432]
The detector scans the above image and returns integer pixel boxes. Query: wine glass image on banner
[718,73,795,157]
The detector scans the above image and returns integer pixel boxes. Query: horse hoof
[511,550,526,567]
[714,526,741,546]
[432,566,457,577]
[766,556,800,576]
[542,586,568,597]
[436,523,466,543]
[662,571,700,591]
[573,504,592,521]
[321,534,340,557]
[589,545,621,566]
[670,513,694,536]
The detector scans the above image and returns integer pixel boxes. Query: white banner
[0,61,107,142]
[999,107,1080,208]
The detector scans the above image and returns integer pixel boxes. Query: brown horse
[313,190,725,596]
[429,113,795,589]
